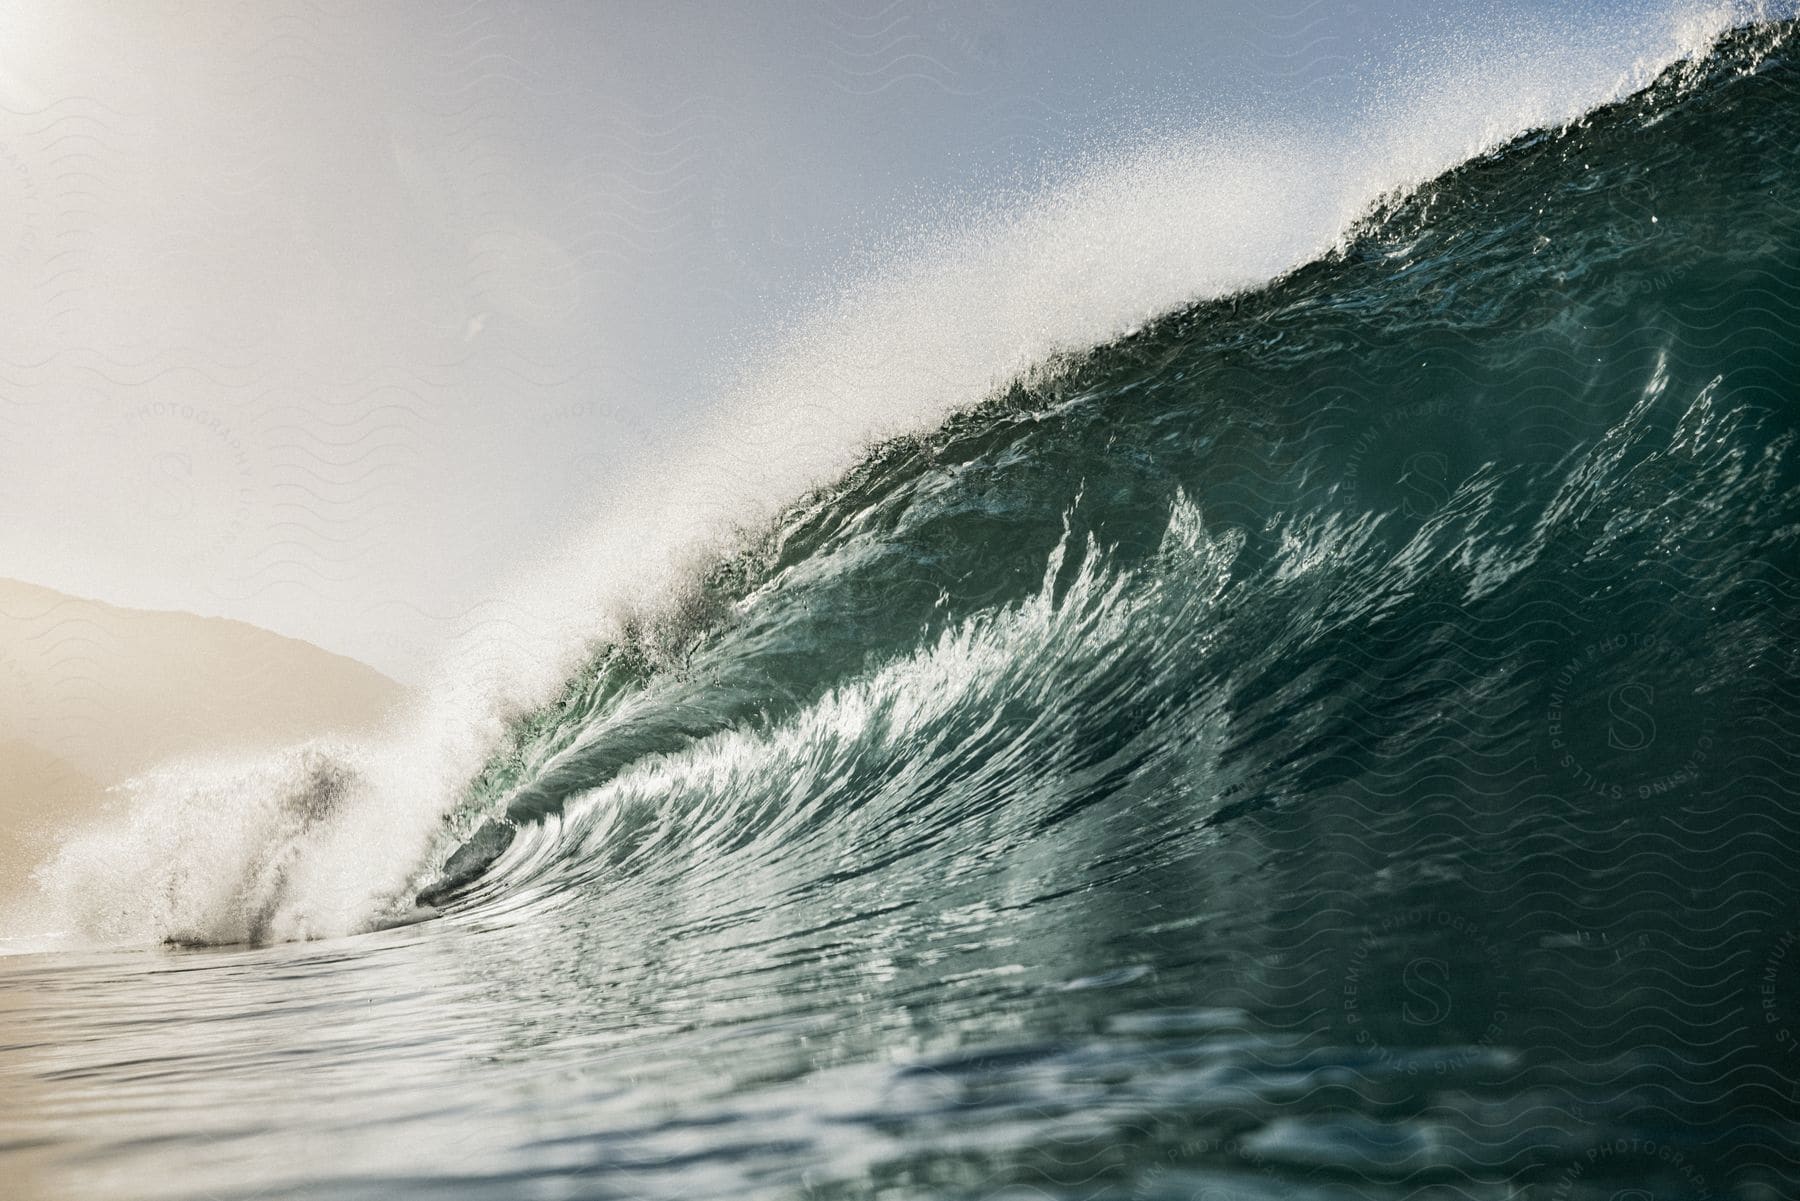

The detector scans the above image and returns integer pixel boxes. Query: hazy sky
[0,0,1667,679]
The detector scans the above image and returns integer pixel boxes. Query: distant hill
[0,738,99,892]
[0,579,406,889]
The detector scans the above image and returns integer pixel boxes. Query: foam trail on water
[10,0,1771,946]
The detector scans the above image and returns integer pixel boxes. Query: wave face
[446,21,1800,1191]
[451,18,1800,923]
[16,1,1773,949]
[6,15,1800,1201]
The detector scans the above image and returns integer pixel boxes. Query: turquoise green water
[5,19,1800,1201]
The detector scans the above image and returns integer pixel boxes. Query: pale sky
[0,0,1675,680]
